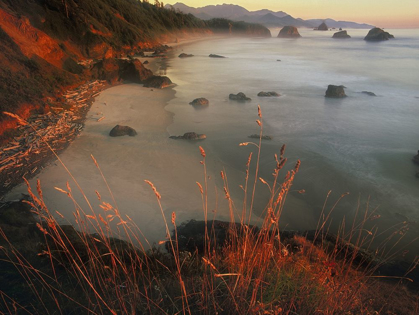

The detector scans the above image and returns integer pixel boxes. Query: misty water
[7,28,419,258]
[164,28,419,256]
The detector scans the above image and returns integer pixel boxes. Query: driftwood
[0,80,108,191]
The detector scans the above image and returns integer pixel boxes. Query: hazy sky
[170,1,419,28]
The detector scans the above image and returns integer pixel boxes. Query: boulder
[189,98,209,106]
[332,30,351,39]
[169,132,206,140]
[109,125,137,137]
[179,53,194,58]
[364,28,394,41]
[143,75,172,89]
[143,60,149,64]
[317,22,328,31]
[325,85,346,98]
[91,58,153,84]
[229,92,251,101]
[413,150,419,165]
[277,26,301,38]
[362,91,377,96]
[209,54,226,58]
[257,91,280,97]
[249,134,272,140]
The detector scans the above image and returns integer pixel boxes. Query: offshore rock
[179,53,194,58]
[258,91,280,97]
[209,54,226,58]
[249,134,272,140]
[362,91,377,96]
[277,26,301,38]
[189,98,209,106]
[169,132,206,140]
[325,85,346,98]
[333,30,351,39]
[364,28,395,41]
[229,92,251,101]
[109,125,137,137]
[317,22,328,31]
[413,150,419,165]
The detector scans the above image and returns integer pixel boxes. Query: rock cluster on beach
[325,85,346,98]
[109,125,137,137]
[229,92,251,101]
[91,59,153,84]
[364,28,395,41]
[189,98,209,106]
[169,132,206,140]
[143,76,173,89]
[258,91,280,97]
[332,30,351,39]
[277,26,301,38]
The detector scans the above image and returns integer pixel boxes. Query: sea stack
[325,85,346,98]
[277,26,301,38]
[332,30,351,39]
[364,28,395,41]
[317,22,328,31]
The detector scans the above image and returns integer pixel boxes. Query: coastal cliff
[0,0,270,143]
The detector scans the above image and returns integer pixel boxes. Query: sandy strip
[6,83,236,246]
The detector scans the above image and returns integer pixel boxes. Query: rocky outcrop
[332,30,351,39]
[364,28,394,41]
[249,134,272,140]
[209,54,226,58]
[91,59,153,84]
[109,125,137,137]
[229,92,251,101]
[362,91,377,96]
[179,53,194,58]
[258,91,280,97]
[189,98,209,106]
[413,150,419,165]
[277,26,301,38]
[143,76,173,89]
[317,22,328,31]
[169,132,206,140]
[325,85,346,98]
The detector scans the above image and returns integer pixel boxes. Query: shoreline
[0,33,228,199]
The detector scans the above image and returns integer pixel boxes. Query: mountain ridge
[167,2,374,29]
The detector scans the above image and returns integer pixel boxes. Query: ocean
[7,28,419,256]
[163,28,419,255]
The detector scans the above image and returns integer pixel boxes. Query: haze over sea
[165,28,419,250]
[7,28,419,256]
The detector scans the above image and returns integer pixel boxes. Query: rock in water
[277,26,301,38]
[257,91,280,97]
[179,53,194,58]
[332,30,351,39]
[229,92,251,101]
[325,85,346,98]
[189,98,209,106]
[317,22,328,31]
[143,76,172,88]
[413,150,419,165]
[109,125,137,137]
[169,132,206,140]
[249,134,272,140]
[209,54,226,58]
[364,28,394,41]
[362,91,377,96]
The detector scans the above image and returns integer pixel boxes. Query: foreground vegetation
[1,108,418,314]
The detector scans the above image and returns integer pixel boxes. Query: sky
[169,0,419,28]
